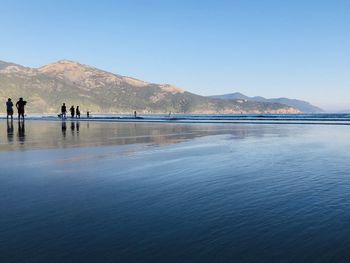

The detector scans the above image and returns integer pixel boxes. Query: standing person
[76,106,80,119]
[61,103,67,119]
[87,111,90,118]
[6,98,14,120]
[16,97,27,121]
[134,111,137,118]
[70,106,75,118]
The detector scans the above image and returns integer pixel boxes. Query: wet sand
[0,120,297,151]
[1,121,350,262]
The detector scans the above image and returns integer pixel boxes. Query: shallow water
[1,121,350,262]
[3,113,350,124]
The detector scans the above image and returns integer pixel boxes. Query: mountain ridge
[0,60,300,114]
[209,92,323,113]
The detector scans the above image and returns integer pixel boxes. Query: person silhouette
[76,106,80,118]
[61,103,67,119]
[6,98,14,120]
[16,97,27,121]
[134,111,137,118]
[70,106,75,118]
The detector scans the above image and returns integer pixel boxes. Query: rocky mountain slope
[0,60,300,114]
[210,92,323,113]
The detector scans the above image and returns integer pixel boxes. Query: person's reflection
[62,121,67,138]
[71,121,75,136]
[17,120,25,144]
[76,121,80,134]
[7,120,14,142]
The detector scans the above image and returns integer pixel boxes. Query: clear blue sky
[1,0,349,111]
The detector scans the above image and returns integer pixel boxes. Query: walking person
[70,106,75,118]
[61,103,67,119]
[16,97,27,121]
[6,98,14,120]
[76,106,80,118]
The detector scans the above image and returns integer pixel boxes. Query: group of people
[6,98,27,121]
[5,98,91,120]
[60,103,82,119]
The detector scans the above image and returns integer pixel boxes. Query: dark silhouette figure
[134,111,137,118]
[6,98,14,120]
[76,106,81,118]
[17,121,25,144]
[76,121,80,133]
[16,98,27,121]
[87,111,90,118]
[70,106,75,118]
[7,119,14,142]
[61,121,67,137]
[61,103,67,119]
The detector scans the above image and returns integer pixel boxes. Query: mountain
[210,92,323,113]
[337,109,350,113]
[0,60,300,114]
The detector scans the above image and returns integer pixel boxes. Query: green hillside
[0,60,300,114]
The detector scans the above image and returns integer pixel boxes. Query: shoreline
[1,115,350,125]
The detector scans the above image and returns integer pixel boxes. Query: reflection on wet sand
[62,121,67,138]
[5,120,25,145]
[0,120,297,151]
[17,121,25,144]
[70,121,75,135]
[6,120,14,143]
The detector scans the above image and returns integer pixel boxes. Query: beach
[1,120,350,262]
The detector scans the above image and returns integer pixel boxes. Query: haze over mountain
[336,109,350,113]
[210,92,323,113]
[0,60,300,114]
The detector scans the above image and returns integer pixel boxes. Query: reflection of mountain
[0,121,295,152]
[209,92,323,113]
[0,60,299,114]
